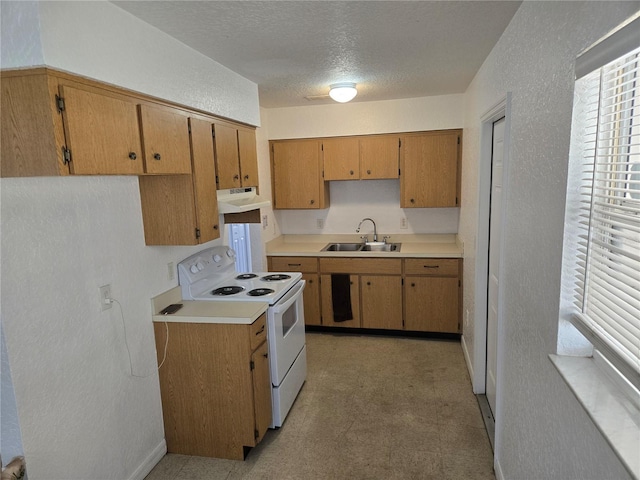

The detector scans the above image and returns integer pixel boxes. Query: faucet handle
[360,235,369,243]
[383,236,391,244]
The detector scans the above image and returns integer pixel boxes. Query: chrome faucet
[356,217,377,242]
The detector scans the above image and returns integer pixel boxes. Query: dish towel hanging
[331,274,353,322]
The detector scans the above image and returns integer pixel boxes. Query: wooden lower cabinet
[153,314,271,460]
[404,258,461,333]
[360,275,403,330]
[320,274,361,328]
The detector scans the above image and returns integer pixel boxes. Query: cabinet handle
[423,265,439,269]
[128,152,137,160]
[410,198,415,204]
[263,352,269,358]
[153,153,161,161]
[367,169,371,175]
[310,199,315,205]
[256,325,265,335]
[213,225,219,230]
[234,174,240,180]
[350,170,354,175]
[288,263,301,267]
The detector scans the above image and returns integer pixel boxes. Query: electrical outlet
[316,218,324,229]
[167,262,175,281]
[400,217,408,229]
[100,284,112,311]
[262,215,268,229]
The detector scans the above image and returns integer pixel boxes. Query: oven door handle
[272,280,306,315]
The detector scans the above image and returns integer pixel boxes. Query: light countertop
[266,234,463,258]
[151,286,268,325]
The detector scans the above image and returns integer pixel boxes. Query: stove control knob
[226,249,235,258]
[196,262,204,271]
[213,254,222,263]
[190,264,199,274]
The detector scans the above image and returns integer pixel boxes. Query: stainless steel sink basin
[362,243,401,252]
[322,243,364,251]
[321,242,401,252]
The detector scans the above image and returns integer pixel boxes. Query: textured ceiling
[112,1,522,108]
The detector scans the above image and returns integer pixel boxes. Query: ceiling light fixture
[329,82,357,103]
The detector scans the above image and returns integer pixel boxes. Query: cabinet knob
[410,198,415,204]
[411,283,416,287]
[350,170,354,175]
[213,224,219,230]
[309,279,313,284]
[128,152,137,160]
[234,174,240,180]
[153,153,161,161]
[367,281,371,286]
[367,169,371,175]
[310,199,315,205]
[244,174,249,180]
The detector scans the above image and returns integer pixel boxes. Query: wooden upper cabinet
[139,104,192,175]
[214,124,259,189]
[322,135,400,180]
[138,117,220,246]
[271,139,328,209]
[323,137,360,180]
[189,118,220,243]
[59,84,144,175]
[401,130,461,208]
[238,128,259,187]
[360,135,400,179]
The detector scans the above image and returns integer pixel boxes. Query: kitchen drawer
[404,258,459,276]
[319,257,402,275]
[269,256,318,273]
[249,313,267,351]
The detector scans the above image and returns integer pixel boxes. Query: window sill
[549,354,640,480]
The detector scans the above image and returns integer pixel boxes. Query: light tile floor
[145,332,495,480]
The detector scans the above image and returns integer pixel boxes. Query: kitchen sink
[322,243,364,251]
[321,242,401,252]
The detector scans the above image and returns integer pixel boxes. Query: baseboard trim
[128,439,166,480]
[494,458,505,480]
[461,334,475,390]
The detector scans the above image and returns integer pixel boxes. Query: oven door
[267,279,306,386]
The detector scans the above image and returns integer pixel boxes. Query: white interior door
[486,117,505,416]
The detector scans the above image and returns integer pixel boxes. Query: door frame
[473,93,512,453]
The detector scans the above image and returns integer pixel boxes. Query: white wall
[0,2,259,479]
[459,2,639,479]
[264,95,464,235]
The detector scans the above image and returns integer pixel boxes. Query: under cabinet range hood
[216,187,271,214]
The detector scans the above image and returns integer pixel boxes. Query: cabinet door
[238,128,259,187]
[401,131,460,207]
[302,273,322,326]
[189,118,220,243]
[360,135,400,179]
[59,84,143,175]
[272,140,324,209]
[361,275,403,330]
[404,276,459,333]
[139,105,192,174]
[251,341,272,443]
[214,123,241,189]
[323,137,360,180]
[320,274,360,328]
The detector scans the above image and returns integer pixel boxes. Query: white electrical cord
[110,298,168,378]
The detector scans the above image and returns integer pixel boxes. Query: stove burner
[261,274,292,282]
[236,273,258,280]
[211,286,245,296]
[247,288,275,297]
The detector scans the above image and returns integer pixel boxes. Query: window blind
[570,44,640,389]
